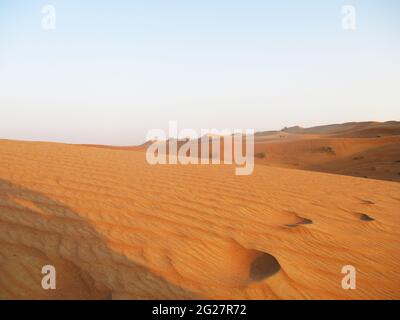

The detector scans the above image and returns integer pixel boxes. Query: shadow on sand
[0,178,199,299]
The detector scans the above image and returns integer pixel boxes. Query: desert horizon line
[1,119,399,147]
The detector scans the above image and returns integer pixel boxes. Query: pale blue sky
[0,0,399,145]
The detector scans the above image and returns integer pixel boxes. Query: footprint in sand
[353,212,375,222]
[249,252,281,281]
[359,213,375,221]
[285,216,313,228]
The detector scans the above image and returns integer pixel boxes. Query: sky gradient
[0,0,399,145]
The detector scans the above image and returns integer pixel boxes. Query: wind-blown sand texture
[0,137,399,299]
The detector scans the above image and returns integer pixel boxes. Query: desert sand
[253,121,400,182]
[0,128,399,299]
[87,121,400,182]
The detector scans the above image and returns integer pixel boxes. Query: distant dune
[253,121,400,182]
[279,121,400,137]
[82,121,400,182]
[1,135,399,299]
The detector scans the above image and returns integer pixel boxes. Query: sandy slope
[253,121,400,182]
[83,121,400,182]
[0,139,399,299]
[254,135,400,182]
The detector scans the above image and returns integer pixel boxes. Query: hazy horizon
[1,0,399,145]
[1,119,399,146]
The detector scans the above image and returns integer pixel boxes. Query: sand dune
[251,121,400,182]
[0,139,399,299]
[254,135,400,182]
[279,121,400,137]
[83,121,400,182]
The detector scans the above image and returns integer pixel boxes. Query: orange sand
[0,138,399,299]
